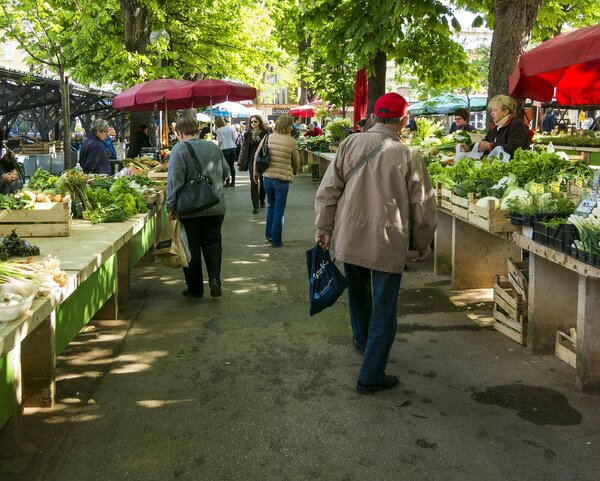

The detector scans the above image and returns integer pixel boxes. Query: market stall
[0,202,163,459]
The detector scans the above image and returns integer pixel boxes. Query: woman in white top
[215,117,239,186]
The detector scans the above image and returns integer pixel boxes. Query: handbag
[254,134,270,175]
[177,141,220,215]
[306,245,348,316]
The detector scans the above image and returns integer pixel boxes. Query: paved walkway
[7,173,600,481]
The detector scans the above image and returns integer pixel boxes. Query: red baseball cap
[374,93,408,118]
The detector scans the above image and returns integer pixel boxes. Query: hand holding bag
[306,245,348,316]
[254,134,270,175]
[176,142,220,216]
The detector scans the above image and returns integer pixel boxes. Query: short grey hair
[373,115,403,125]
[90,118,109,134]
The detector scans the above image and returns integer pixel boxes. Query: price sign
[530,183,545,195]
[574,194,598,217]
[550,181,561,194]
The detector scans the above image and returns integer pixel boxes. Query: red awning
[112,79,195,111]
[289,103,319,118]
[509,24,600,106]
[165,79,257,107]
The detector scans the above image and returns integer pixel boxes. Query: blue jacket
[80,133,111,175]
[104,138,117,159]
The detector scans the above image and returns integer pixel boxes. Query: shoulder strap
[343,140,388,184]
[183,140,206,176]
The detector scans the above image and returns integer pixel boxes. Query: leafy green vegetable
[0,230,40,260]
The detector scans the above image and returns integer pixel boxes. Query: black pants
[248,163,265,209]
[180,215,225,296]
[222,148,237,185]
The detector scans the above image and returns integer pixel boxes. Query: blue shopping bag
[306,245,348,316]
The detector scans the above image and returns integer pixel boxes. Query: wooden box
[0,196,71,237]
[493,275,528,345]
[555,329,576,369]
[451,194,470,219]
[439,185,453,212]
[507,257,529,300]
[148,171,168,181]
[468,198,521,233]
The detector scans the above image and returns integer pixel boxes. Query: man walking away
[314,93,438,394]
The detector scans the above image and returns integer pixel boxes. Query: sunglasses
[250,120,258,124]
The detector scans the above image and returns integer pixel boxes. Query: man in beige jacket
[314,93,437,394]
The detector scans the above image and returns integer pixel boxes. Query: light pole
[150,29,170,148]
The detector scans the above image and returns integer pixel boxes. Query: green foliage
[324,118,352,142]
[298,44,357,114]
[300,0,472,92]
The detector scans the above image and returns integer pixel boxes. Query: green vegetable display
[0,194,32,211]
[83,177,148,224]
[26,168,63,193]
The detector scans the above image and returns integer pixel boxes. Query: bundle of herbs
[0,230,40,260]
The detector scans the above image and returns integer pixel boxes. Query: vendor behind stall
[126,123,153,158]
[0,146,23,194]
[79,119,111,175]
[466,95,530,157]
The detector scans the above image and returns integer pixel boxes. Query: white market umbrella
[204,101,262,118]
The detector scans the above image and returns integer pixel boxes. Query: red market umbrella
[111,79,195,111]
[353,68,368,131]
[509,24,600,105]
[165,79,257,106]
[289,103,318,118]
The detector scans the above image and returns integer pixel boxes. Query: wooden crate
[0,196,71,237]
[507,257,529,300]
[451,194,470,219]
[493,275,528,345]
[468,198,521,233]
[439,185,453,212]
[148,171,168,181]
[555,329,576,368]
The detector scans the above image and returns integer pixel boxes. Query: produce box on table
[0,195,71,237]
[468,196,521,233]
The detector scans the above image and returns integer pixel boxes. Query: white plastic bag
[488,146,511,163]
[454,142,485,161]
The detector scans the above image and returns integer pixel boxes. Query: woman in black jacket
[476,95,530,157]
[237,115,269,214]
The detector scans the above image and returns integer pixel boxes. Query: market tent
[111,79,194,111]
[165,79,257,106]
[408,95,488,116]
[289,103,319,118]
[203,101,262,118]
[509,24,600,105]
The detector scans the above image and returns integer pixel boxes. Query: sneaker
[182,289,203,299]
[356,375,399,394]
[253,208,259,214]
[209,279,222,298]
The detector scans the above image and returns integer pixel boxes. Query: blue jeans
[263,177,289,246]
[343,263,402,385]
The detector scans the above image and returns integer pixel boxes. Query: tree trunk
[120,0,151,54]
[367,50,387,114]
[487,0,542,124]
[298,38,310,105]
[120,0,153,142]
[59,71,72,168]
